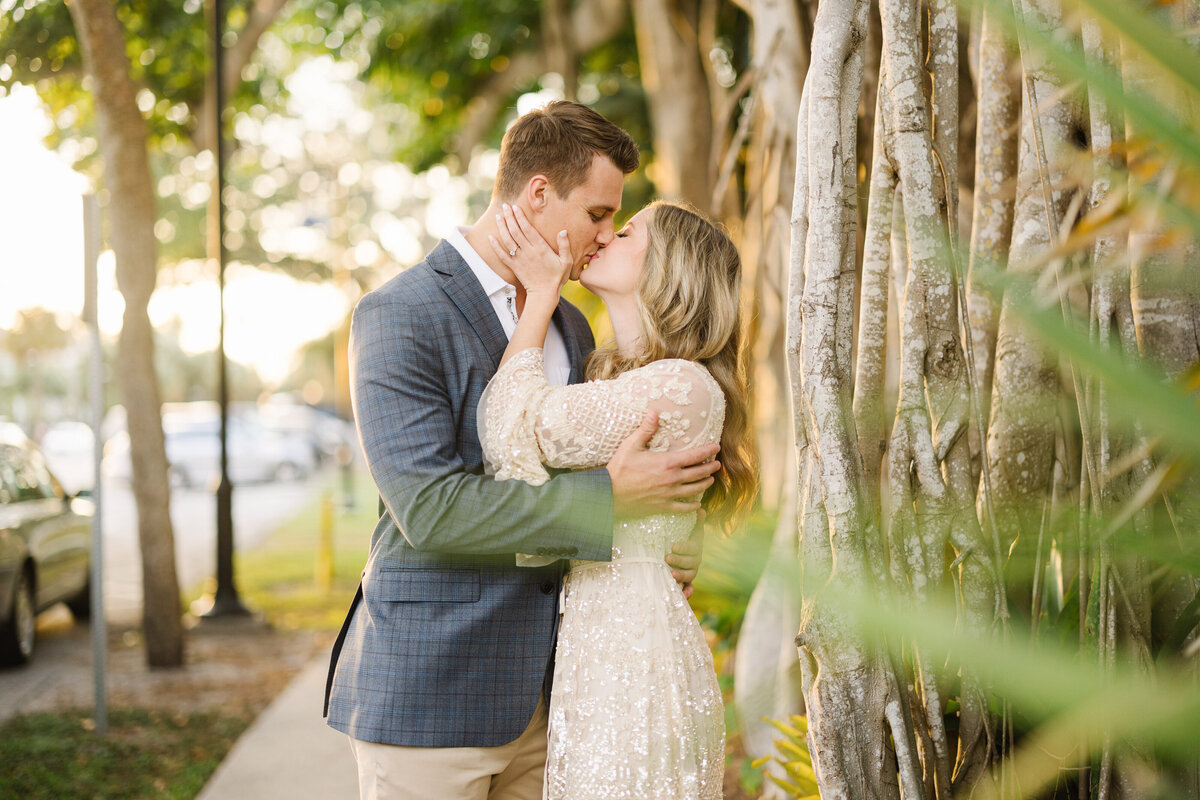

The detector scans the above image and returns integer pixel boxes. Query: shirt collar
[446,225,513,299]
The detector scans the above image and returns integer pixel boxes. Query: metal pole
[204,0,248,617]
[82,194,107,735]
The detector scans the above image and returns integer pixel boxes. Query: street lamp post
[203,0,248,618]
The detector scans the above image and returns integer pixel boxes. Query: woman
[480,200,756,799]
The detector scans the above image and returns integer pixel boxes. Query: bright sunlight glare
[0,83,350,388]
[0,84,89,328]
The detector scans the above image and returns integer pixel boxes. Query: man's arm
[607,411,721,517]
[350,288,613,560]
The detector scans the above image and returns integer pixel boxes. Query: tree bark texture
[965,8,1020,459]
[68,0,184,667]
[875,0,990,789]
[983,0,1082,618]
[788,0,909,796]
[782,0,1200,793]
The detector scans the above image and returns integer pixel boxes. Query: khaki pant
[348,698,548,800]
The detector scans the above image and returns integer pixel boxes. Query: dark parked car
[0,423,92,666]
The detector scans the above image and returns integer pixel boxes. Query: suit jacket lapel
[431,239,589,379]
[430,240,508,370]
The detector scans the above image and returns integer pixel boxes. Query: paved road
[0,607,92,724]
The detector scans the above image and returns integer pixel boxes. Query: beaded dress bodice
[482,347,726,800]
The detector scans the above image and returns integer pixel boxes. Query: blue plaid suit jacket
[324,240,614,747]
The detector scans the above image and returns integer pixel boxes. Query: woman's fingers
[487,234,516,265]
[500,203,534,252]
[493,209,520,256]
[491,204,570,292]
[497,204,569,267]
[509,205,541,248]
[555,229,571,267]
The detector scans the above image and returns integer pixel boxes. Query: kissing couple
[325,100,756,800]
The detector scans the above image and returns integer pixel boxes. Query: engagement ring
[509,248,517,256]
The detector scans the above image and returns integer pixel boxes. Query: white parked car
[103,407,318,490]
[255,399,356,465]
[0,423,92,665]
[38,420,97,497]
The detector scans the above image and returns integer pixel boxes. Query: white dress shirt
[447,226,572,386]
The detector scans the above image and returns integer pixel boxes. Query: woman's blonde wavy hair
[585,201,757,532]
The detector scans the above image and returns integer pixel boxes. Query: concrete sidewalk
[196,655,359,800]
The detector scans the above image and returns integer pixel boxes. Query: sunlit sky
[0,82,354,386]
[0,56,564,389]
[0,85,90,327]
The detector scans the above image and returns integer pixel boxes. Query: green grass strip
[0,708,250,800]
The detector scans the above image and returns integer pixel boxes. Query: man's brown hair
[494,101,639,201]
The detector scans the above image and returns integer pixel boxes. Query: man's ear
[525,174,552,213]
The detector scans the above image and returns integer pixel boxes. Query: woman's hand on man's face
[488,203,572,298]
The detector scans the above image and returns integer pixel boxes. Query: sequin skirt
[544,558,725,800]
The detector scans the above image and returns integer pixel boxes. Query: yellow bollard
[316,492,334,593]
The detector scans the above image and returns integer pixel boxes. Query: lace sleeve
[480,348,557,486]
[481,352,725,482]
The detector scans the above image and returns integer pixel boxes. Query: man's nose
[596,227,615,246]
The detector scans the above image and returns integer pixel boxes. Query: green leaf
[764,716,804,739]
[778,738,814,766]
[782,760,820,790]
[768,774,804,794]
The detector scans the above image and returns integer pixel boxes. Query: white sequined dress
[481,347,725,800]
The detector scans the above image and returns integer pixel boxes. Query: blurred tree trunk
[1099,3,1200,795]
[450,0,629,168]
[1083,16,1142,800]
[192,0,289,155]
[726,1,811,787]
[1127,16,1200,800]
[542,0,579,100]
[631,0,714,205]
[68,0,184,667]
[732,0,810,511]
[5,309,71,438]
[732,459,804,798]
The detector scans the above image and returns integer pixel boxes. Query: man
[324,101,721,800]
